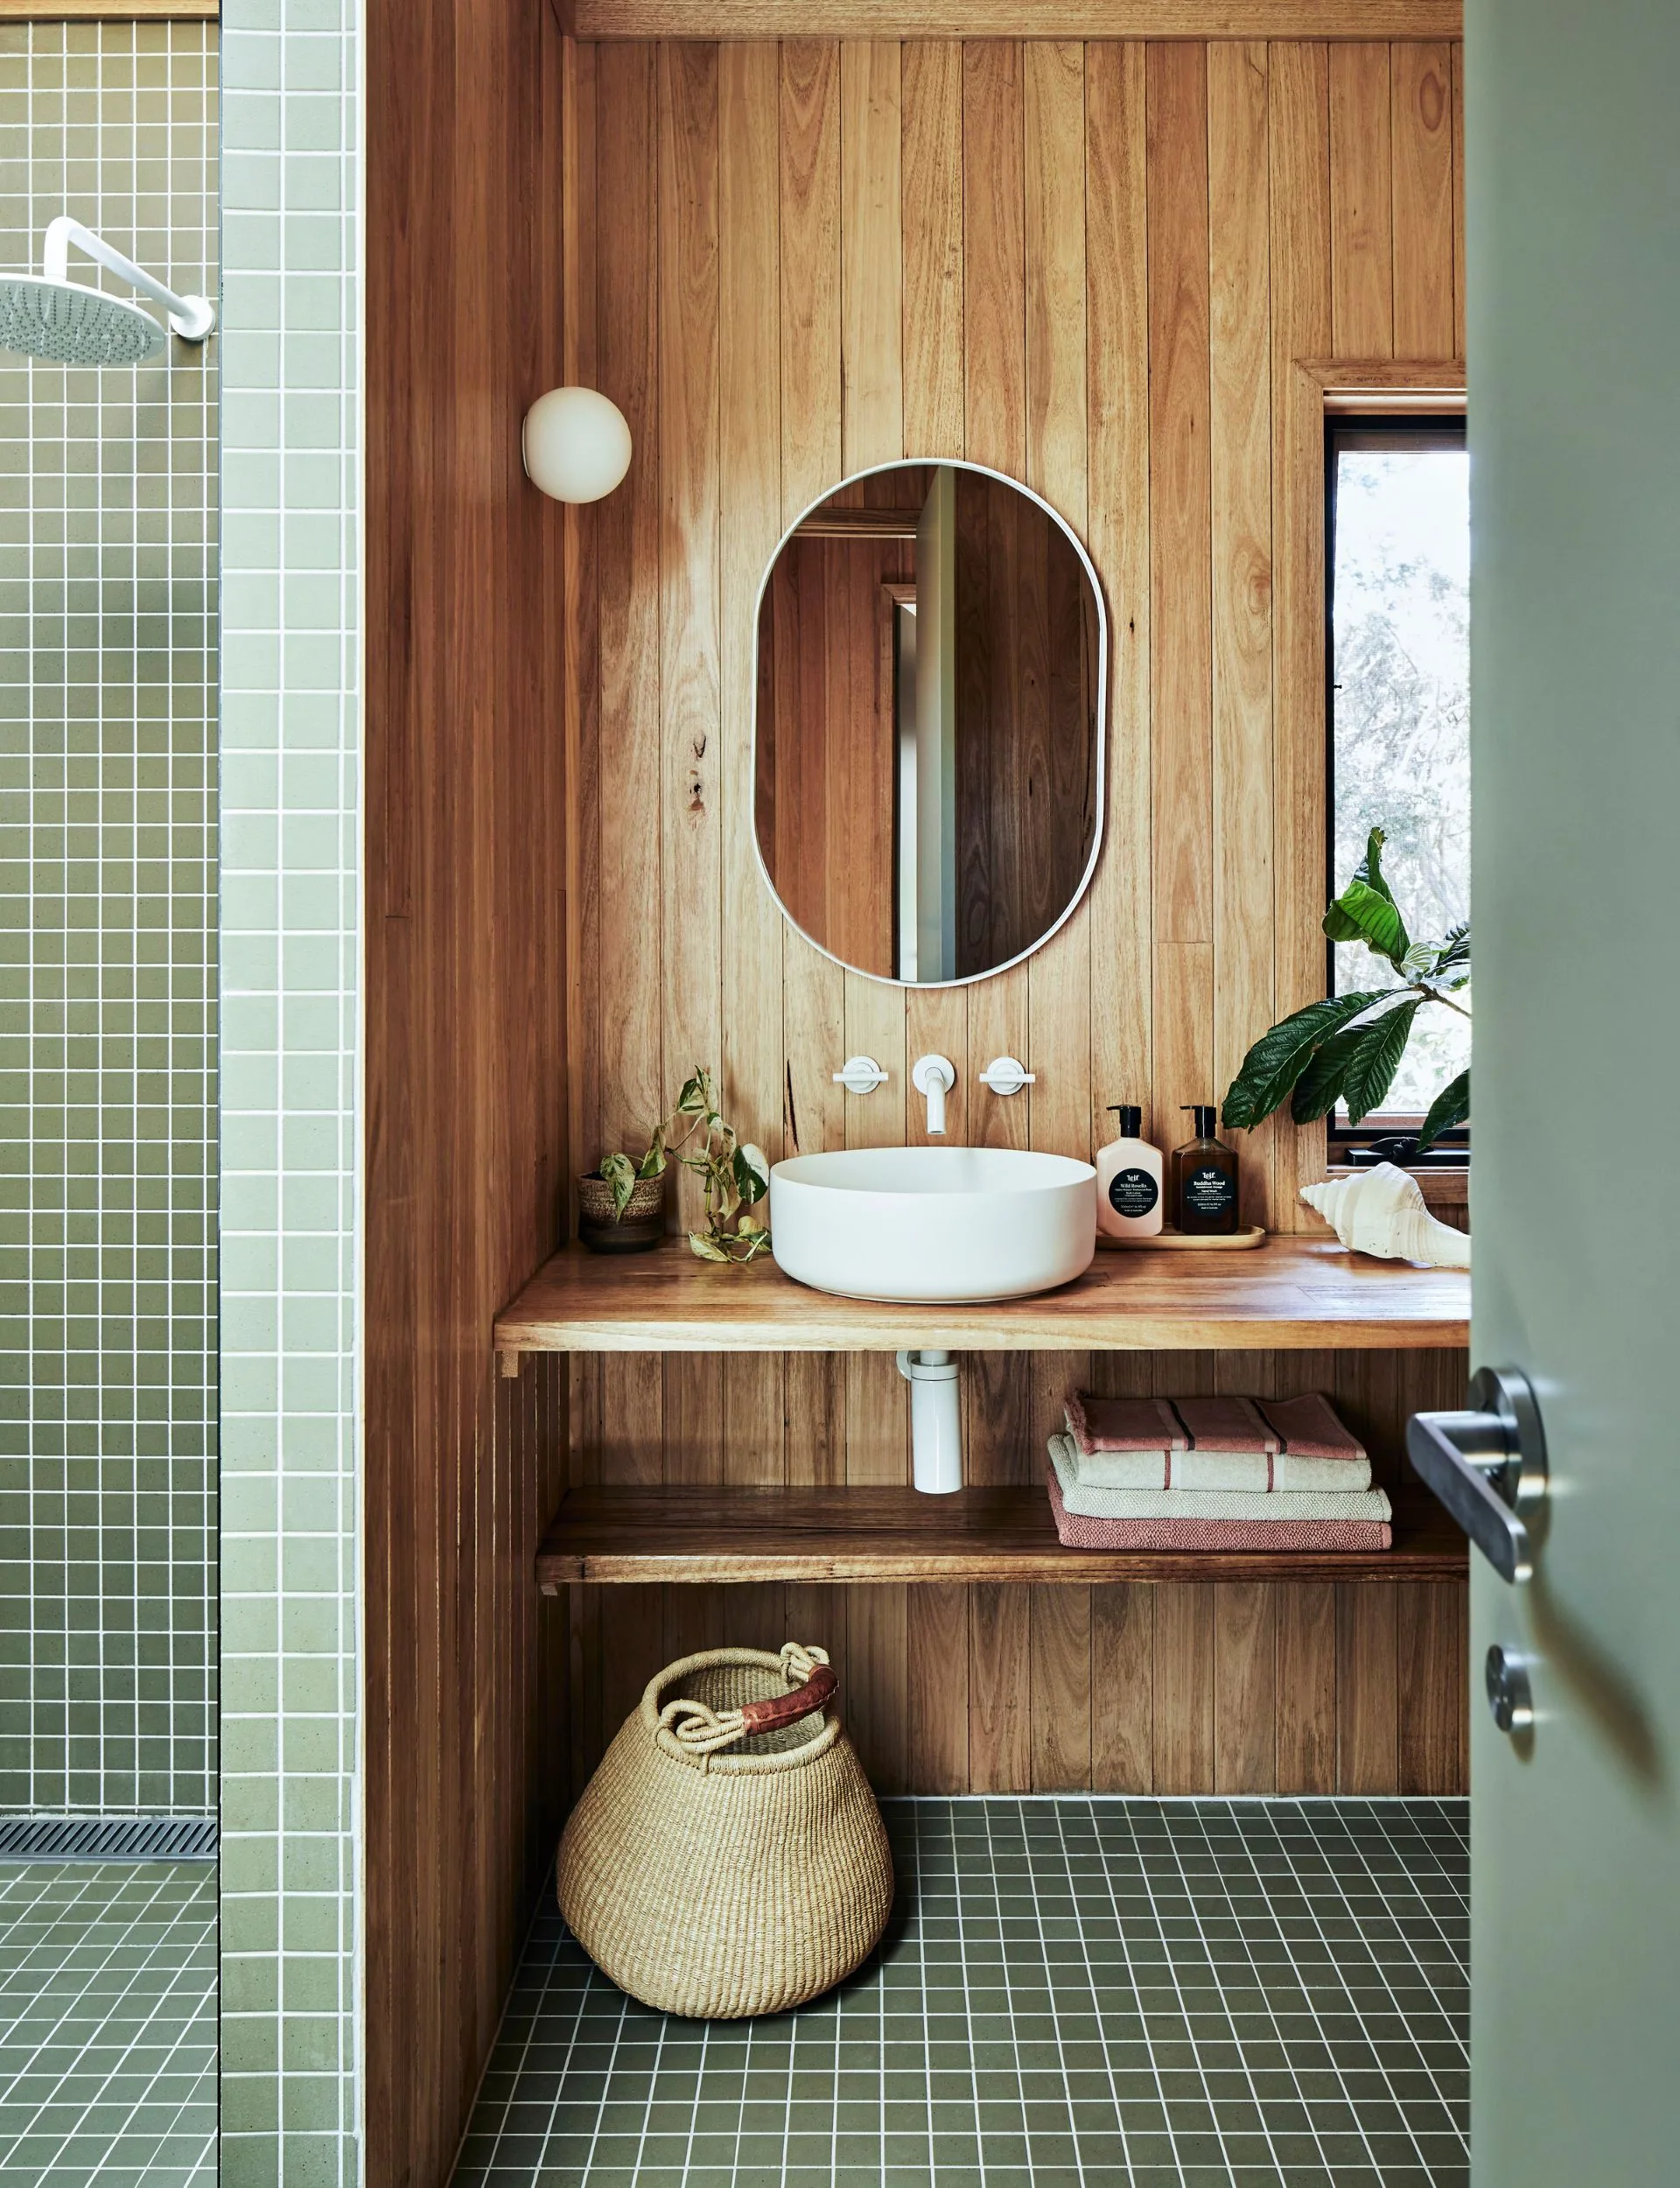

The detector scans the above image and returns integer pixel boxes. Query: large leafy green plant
[597,1065,772,1264]
[1222,829,1470,1151]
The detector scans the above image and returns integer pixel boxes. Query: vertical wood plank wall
[364,2,571,2183]
[563,36,1468,1796]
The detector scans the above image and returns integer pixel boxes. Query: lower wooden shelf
[536,1483,1466,1588]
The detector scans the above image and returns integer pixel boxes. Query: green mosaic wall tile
[220,0,361,2180]
[0,20,217,1819]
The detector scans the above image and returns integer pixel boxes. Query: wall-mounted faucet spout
[912,1054,956,1135]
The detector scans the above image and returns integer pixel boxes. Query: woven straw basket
[556,1643,892,2018]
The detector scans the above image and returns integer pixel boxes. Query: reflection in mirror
[753,461,1104,985]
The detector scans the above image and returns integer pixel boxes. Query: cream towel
[1048,1434,1391,1523]
[1067,1445,1374,1493]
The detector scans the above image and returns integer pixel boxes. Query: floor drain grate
[0,1814,217,1862]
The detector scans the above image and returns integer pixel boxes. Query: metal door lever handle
[1406,1366,1547,1584]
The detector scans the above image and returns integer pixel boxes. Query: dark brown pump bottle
[1172,1105,1240,1235]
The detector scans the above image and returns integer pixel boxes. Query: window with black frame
[1326,415,1470,1163]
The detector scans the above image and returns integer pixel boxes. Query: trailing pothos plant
[1222,829,1470,1152]
[598,1065,773,1265]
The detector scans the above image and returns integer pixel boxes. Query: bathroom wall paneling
[561,28,1468,1802]
[560,1348,1467,1798]
[363,0,571,2183]
[567,7,1464,42]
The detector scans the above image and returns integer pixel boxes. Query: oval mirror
[752,460,1106,986]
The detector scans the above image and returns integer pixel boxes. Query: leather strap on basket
[659,1644,835,1756]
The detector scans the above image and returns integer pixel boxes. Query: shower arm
[43,215,214,342]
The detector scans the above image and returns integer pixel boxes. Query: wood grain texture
[1208,41,1277,1232]
[1023,39,1093,1165]
[1329,41,1393,356]
[1214,1581,1278,1791]
[1146,40,1213,951]
[901,40,965,459]
[1276,1579,1338,1789]
[1083,40,1152,1159]
[571,4,1464,35]
[1154,1582,1215,1791]
[363,1,570,2181]
[778,39,849,1176]
[497,1234,1469,1352]
[842,40,905,466]
[1092,1584,1153,1789]
[1390,41,1453,356]
[1032,1584,1092,1788]
[658,43,724,1477]
[1450,39,1465,358]
[542,1483,1466,1587]
[970,1584,1032,1791]
[1337,1579,1399,1789]
[718,42,787,1488]
[557,33,1469,1811]
[960,39,1032,1144]
[1266,40,1332,1226]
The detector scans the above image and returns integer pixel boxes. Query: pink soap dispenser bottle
[1096,1104,1165,1239]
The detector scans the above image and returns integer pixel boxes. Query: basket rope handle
[659,1644,835,1756]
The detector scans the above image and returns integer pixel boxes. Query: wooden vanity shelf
[536,1484,1466,1590]
[494,1235,1469,1364]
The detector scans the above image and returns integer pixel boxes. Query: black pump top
[1109,1104,1143,1138]
[1181,1104,1220,1139]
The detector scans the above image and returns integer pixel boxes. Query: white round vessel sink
[769,1146,1097,1303]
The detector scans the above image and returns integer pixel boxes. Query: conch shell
[1299,1161,1470,1269]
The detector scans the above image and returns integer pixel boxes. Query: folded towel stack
[1048,1392,1391,1552]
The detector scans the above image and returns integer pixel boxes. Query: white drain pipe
[897,1350,962,1494]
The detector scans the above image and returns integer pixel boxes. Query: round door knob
[1485,1644,1535,1734]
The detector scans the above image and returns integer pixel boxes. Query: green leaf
[1416,1069,1470,1152]
[1340,997,1421,1122]
[732,1145,767,1204]
[1221,991,1392,1130]
[598,1149,637,1218]
[1355,826,1393,900]
[1322,877,1410,966]
[636,1126,667,1181]
[1431,921,1470,976]
[1289,1018,1382,1123]
[687,1231,731,1264]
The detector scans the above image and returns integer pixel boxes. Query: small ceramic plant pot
[578,1172,665,1254]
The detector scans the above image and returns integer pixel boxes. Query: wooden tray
[1097,1225,1268,1251]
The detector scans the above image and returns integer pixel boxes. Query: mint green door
[1466,4,1680,2180]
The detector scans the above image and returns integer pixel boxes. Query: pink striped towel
[1063,1395,1187,1451]
[1253,1392,1366,1461]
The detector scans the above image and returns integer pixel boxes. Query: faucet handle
[834,1055,888,1096]
[979,1055,1035,1098]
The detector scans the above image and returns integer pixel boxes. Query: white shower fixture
[0,215,214,365]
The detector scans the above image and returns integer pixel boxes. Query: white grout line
[0,1862,215,2184]
[448,1796,1469,2188]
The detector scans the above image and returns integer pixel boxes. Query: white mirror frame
[750,458,1109,991]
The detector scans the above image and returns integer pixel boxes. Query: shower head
[0,275,168,364]
[0,215,214,366]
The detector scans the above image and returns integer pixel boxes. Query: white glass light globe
[521,386,633,503]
